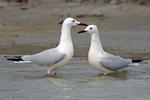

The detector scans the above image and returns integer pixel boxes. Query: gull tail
[4,56,23,61]
[4,55,31,64]
[132,60,143,63]
[128,59,142,66]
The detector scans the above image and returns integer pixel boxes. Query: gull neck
[58,23,72,48]
[90,30,104,53]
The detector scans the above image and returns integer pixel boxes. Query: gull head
[59,17,88,27]
[78,25,98,34]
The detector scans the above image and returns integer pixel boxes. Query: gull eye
[90,27,92,30]
[72,20,75,22]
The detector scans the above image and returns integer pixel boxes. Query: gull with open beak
[78,25,143,75]
[5,17,88,76]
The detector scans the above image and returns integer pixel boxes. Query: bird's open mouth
[78,23,88,26]
[78,30,87,34]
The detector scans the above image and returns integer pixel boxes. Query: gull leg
[54,72,57,76]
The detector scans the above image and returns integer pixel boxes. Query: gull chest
[88,48,100,68]
[88,48,112,73]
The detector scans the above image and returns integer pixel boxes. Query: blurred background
[0,0,150,59]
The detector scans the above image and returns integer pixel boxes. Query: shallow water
[0,56,150,100]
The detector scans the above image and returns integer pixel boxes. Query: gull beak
[78,22,88,26]
[78,30,87,34]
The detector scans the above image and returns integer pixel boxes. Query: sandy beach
[0,0,150,58]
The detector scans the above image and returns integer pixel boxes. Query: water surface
[0,56,150,100]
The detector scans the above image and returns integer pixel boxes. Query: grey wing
[22,48,66,66]
[100,53,132,71]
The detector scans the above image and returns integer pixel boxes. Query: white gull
[5,17,87,75]
[78,25,143,75]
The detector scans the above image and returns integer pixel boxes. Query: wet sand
[0,56,150,100]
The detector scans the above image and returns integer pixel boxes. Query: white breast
[88,48,113,74]
[88,47,101,69]
[50,42,73,70]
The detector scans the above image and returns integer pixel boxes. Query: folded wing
[22,48,66,66]
[100,53,132,71]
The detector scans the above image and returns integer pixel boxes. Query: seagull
[78,25,143,75]
[5,17,88,75]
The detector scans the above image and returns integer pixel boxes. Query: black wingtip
[5,56,23,61]
[132,60,143,63]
